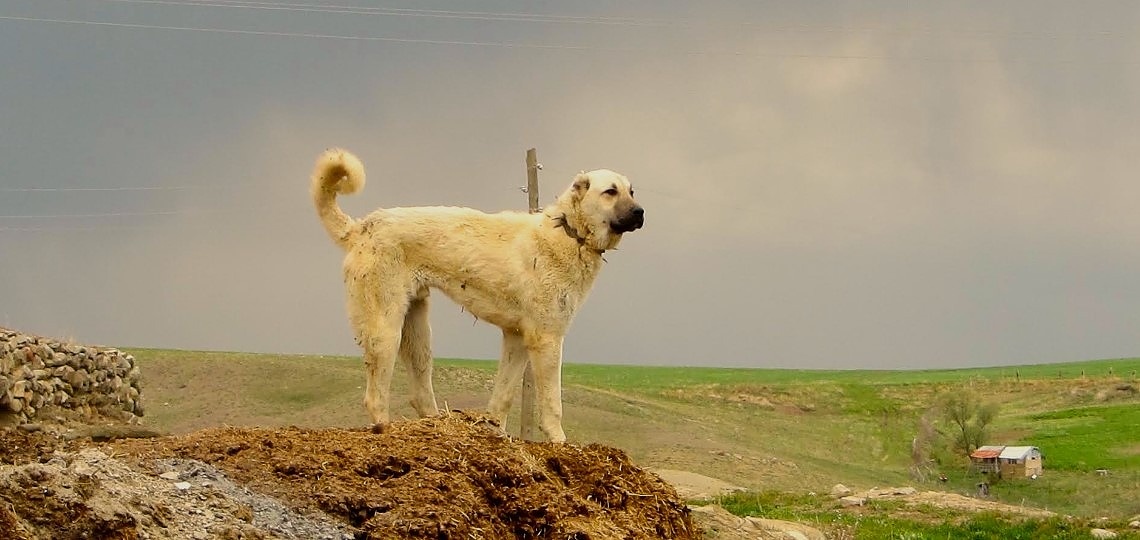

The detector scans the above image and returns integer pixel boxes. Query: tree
[910,409,940,481]
[940,392,999,457]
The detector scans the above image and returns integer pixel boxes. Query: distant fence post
[519,148,540,441]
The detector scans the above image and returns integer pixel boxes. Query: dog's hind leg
[486,329,529,433]
[399,294,439,418]
[360,326,402,426]
[348,277,408,427]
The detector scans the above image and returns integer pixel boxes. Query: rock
[72,461,97,478]
[744,517,826,540]
[10,380,27,399]
[1128,520,1139,529]
[174,482,193,491]
[839,496,866,507]
[830,484,852,498]
[0,375,9,397]
[159,471,181,480]
[1091,529,1117,539]
[66,369,90,390]
[689,506,825,540]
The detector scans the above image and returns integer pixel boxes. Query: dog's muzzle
[611,206,645,234]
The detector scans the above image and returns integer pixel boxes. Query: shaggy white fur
[311,148,644,442]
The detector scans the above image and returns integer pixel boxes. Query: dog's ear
[572,172,591,193]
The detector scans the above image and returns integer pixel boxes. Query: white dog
[311,149,644,442]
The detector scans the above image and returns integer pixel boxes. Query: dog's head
[554,169,644,252]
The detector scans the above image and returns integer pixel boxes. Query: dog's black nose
[630,207,645,229]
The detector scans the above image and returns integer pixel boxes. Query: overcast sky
[2,0,1138,369]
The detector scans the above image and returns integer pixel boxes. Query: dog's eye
[603,188,618,196]
[629,189,634,197]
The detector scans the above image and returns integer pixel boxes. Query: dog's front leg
[526,333,567,443]
[487,329,529,433]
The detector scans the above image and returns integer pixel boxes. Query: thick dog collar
[553,215,606,256]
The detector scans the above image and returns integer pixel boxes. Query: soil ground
[0,411,697,540]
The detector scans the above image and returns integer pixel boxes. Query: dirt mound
[1,411,697,539]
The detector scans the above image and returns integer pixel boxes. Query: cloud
[4,3,1139,369]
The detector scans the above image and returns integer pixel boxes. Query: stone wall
[0,328,143,424]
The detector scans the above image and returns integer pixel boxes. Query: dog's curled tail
[311,148,366,248]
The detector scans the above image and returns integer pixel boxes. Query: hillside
[131,349,1140,518]
[5,344,1140,538]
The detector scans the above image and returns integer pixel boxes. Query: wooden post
[519,148,540,441]
[526,148,540,214]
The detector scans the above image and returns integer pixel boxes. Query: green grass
[1023,404,1140,471]
[561,357,1140,393]
[712,491,1140,539]
[123,347,1140,521]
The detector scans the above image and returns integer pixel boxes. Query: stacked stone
[0,328,143,423]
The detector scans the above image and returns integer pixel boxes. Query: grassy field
[712,491,1137,540]
[128,348,1140,532]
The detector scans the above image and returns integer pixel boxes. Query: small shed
[998,446,1043,478]
[969,445,1004,474]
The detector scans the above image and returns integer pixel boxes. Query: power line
[0,209,199,219]
[0,199,297,220]
[2,14,1130,63]
[636,186,753,213]
[100,0,1127,38]
[2,13,1130,64]
[0,224,162,232]
[102,0,675,27]
[0,185,237,193]
[0,15,599,51]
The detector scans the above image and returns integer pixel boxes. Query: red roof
[970,449,1001,459]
